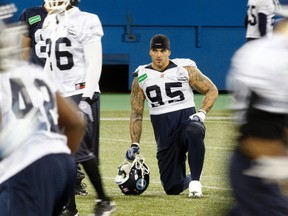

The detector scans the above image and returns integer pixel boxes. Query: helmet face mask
[115,154,150,195]
[44,0,70,12]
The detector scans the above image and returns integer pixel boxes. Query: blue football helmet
[115,154,150,195]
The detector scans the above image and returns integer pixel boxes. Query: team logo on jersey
[177,76,188,82]
[67,29,77,36]
[138,73,147,83]
[75,82,86,90]
[160,73,164,78]
[28,15,41,25]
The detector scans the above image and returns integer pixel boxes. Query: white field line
[100,137,232,151]
[102,176,231,191]
[203,185,231,191]
[101,116,233,121]
[100,115,233,151]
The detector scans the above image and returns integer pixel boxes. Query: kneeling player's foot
[60,208,79,216]
[75,182,88,196]
[92,199,116,216]
[189,180,202,198]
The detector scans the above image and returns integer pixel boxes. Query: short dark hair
[150,34,170,50]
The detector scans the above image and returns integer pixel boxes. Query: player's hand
[78,99,93,122]
[125,143,140,161]
[82,97,96,105]
[189,109,206,123]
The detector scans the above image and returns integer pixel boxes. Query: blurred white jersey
[0,63,69,184]
[246,0,276,39]
[227,35,288,123]
[137,59,196,115]
[41,7,104,97]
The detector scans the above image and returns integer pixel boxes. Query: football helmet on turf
[115,154,150,195]
[44,0,70,12]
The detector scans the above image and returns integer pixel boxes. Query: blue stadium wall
[13,0,247,91]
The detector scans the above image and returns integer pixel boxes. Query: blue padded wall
[13,0,247,90]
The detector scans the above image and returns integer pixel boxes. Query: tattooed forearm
[130,112,143,143]
[130,78,145,143]
[186,66,218,113]
[201,89,218,113]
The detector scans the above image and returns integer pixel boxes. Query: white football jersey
[40,7,104,97]
[0,63,69,184]
[227,35,288,124]
[246,0,276,39]
[137,60,196,115]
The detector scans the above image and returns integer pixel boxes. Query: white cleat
[189,180,202,198]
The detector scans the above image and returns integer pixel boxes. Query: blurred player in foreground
[126,34,218,197]
[39,0,115,215]
[19,0,88,197]
[0,3,85,216]
[227,1,288,214]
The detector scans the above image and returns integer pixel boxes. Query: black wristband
[82,97,94,105]
[131,143,139,148]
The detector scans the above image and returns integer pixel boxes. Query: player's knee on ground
[165,182,183,195]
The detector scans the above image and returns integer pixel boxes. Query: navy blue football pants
[0,154,76,216]
[229,151,288,216]
[68,92,100,164]
[159,118,206,195]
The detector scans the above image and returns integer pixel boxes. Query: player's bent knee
[185,122,205,137]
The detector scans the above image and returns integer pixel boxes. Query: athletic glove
[189,109,206,123]
[78,98,93,122]
[125,143,140,161]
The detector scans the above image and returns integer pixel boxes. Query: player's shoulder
[68,7,102,33]
[256,0,274,8]
[1,63,45,88]
[71,7,101,23]
[19,5,46,22]
[42,13,56,31]
[67,7,103,41]
[11,63,43,77]
[238,37,270,54]
[132,64,150,77]
[232,40,256,61]
[231,38,270,72]
[171,58,197,67]
[20,6,45,17]
[247,0,256,5]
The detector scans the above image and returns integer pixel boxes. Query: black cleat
[59,208,79,216]
[93,200,116,216]
[75,182,88,196]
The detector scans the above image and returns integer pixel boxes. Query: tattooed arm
[186,66,218,113]
[130,77,146,143]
